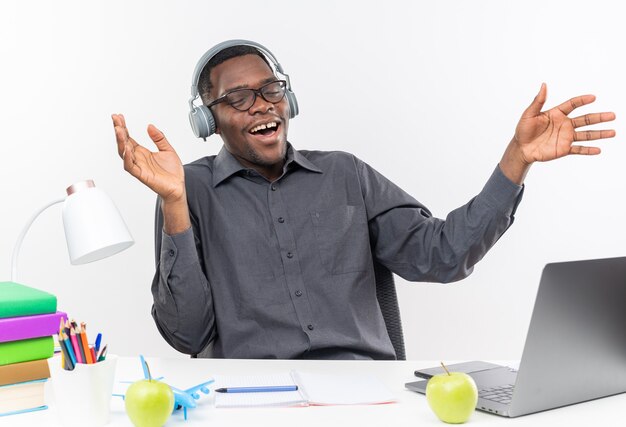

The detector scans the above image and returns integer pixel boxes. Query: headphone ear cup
[189,105,216,140]
[285,90,299,119]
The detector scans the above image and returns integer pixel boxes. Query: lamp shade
[62,180,134,265]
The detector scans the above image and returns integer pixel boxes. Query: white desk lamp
[10,180,134,283]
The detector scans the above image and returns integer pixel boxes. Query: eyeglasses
[207,80,287,112]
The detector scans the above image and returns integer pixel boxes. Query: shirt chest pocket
[310,205,370,275]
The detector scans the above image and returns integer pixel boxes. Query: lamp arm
[11,197,65,282]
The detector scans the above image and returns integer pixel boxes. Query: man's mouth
[249,121,280,138]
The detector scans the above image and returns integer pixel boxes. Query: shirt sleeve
[151,197,216,355]
[360,159,524,283]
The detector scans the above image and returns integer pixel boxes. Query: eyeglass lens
[226,81,286,111]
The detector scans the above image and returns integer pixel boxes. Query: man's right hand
[113,113,186,203]
[113,114,191,234]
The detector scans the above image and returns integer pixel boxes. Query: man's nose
[248,93,273,114]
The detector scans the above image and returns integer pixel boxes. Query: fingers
[112,113,142,179]
[112,114,125,158]
[571,112,616,129]
[521,83,547,118]
[122,140,139,176]
[556,94,596,116]
[568,145,601,155]
[573,129,616,141]
[112,113,139,159]
[146,124,174,152]
[114,126,129,159]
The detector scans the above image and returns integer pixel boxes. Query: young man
[113,42,615,360]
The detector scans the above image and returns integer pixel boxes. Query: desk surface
[6,357,626,426]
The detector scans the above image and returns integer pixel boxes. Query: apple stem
[440,362,451,376]
[145,361,153,382]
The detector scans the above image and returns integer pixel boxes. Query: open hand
[514,83,616,164]
[112,114,186,203]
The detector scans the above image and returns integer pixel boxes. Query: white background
[1,0,624,360]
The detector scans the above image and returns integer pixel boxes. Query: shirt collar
[286,144,323,174]
[212,146,248,187]
[212,143,323,187]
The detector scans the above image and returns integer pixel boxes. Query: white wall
[1,0,624,360]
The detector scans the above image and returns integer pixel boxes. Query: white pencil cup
[47,354,117,427]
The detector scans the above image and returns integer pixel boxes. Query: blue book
[0,405,47,417]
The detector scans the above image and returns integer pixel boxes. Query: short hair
[198,45,273,105]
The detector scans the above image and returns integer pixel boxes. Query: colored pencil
[75,326,88,364]
[64,319,71,337]
[79,323,93,364]
[70,327,84,364]
[61,331,77,367]
[58,337,74,370]
[59,343,66,369]
[90,347,97,363]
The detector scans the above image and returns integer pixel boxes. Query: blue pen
[215,385,298,393]
[95,333,102,353]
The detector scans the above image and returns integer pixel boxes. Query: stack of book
[0,281,66,416]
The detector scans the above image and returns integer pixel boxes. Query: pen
[97,344,108,362]
[215,385,299,393]
[95,333,102,353]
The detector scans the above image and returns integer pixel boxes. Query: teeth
[250,122,277,134]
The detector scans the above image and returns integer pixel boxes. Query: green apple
[426,363,478,424]
[125,377,175,427]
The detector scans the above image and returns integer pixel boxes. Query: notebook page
[213,373,307,408]
[292,371,397,405]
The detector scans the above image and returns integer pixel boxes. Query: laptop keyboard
[478,384,515,404]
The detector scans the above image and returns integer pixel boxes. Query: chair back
[373,260,406,360]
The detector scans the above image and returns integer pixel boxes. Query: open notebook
[214,371,397,408]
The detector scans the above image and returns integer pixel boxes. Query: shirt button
[286,252,294,259]
[295,290,303,297]
[307,324,314,331]
[168,250,175,257]
[278,217,285,223]
[271,184,277,191]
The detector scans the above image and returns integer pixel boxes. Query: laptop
[405,256,626,417]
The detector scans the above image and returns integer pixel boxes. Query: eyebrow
[220,76,278,97]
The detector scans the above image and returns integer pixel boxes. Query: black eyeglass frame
[207,80,287,112]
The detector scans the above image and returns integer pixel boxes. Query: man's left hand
[514,83,615,163]
[499,83,616,184]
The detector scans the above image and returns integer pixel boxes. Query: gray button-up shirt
[152,144,523,359]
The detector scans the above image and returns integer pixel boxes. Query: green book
[0,337,54,366]
[0,282,57,319]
